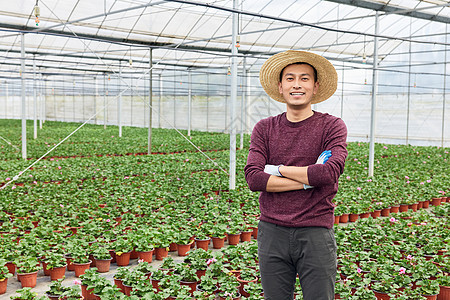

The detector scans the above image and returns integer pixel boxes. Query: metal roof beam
[325,0,450,23]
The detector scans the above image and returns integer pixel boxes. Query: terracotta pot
[115,251,131,266]
[6,262,15,275]
[73,260,92,277]
[196,269,206,279]
[431,198,442,206]
[46,293,61,300]
[177,242,193,257]
[381,208,391,217]
[251,227,258,239]
[348,213,359,222]
[49,265,67,281]
[390,205,400,213]
[94,258,112,273]
[334,215,340,224]
[371,210,381,218]
[359,212,370,219]
[180,280,198,295]
[422,295,437,300]
[130,249,139,259]
[240,231,252,242]
[422,200,430,208]
[195,238,211,250]
[81,284,97,300]
[438,285,450,300]
[114,278,125,294]
[42,261,51,276]
[373,290,390,300]
[408,203,418,212]
[137,250,154,263]
[64,254,75,271]
[212,236,225,249]
[339,214,349,223]
[18,271,38,288]
[227,233,241,246]
[108,250,116,263]
[169,242,178,252]
[0,278,8,294]
[155,247,168,261]
[151,278,160,292]
[237,275,258,297]
[123,284,133,296]
[399,204,409,212]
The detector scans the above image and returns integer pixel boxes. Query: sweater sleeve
[244,121,272,192]
[307,117,348,187]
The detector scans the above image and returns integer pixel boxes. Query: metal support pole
[5,82,8,119]
[246,69,251,133]
[229,0,239,189]
[33,56,37,139]
[148,48,153,154]
[40,74,44,128]
[104,74,107,129]
[188,70,192,137]
[368,12,379,177]
[94,76,98,124]
[131,75,133,127]
[21,33,27,159]
[118,61,122,137]
[341,62,344,119]
[206,73,209,131]
[240,58,246,150]
[406,27,412,145]
[441,24,448,147]
[159,74,162,128]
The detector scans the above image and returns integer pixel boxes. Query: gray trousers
[257,221,337,300]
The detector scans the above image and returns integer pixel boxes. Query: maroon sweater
[244,111,348,229]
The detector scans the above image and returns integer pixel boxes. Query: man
[244,50,348,299]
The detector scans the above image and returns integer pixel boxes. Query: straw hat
[259,50,338,104]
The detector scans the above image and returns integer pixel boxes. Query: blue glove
[304,150,332,190]
[264,164,283,177]
[316,150,332,164]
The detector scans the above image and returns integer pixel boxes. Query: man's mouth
[290,92,305,96]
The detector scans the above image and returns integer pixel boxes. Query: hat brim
[259,50,338,104]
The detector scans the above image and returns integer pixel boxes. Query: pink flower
[357,187,362,191]
[390,217,397,222]
[357,162,361,165]
[73,279,82,285]
[60,204,64,208]
[389,180,392,183]
[346,176,351,180]
[185,159,189,162]
[138,259,144,263]
[124,176,129,179]
[207,258,217,265]
[367,179,372,182]
[106,219,110,222]
[407,255,413,260]
[406,181,410,184]
[12,186,16,189]
[427,179,431,183]
[420,182,424,185]
[357,268,362,274]
[50,158,54,161]
[5,178,10,181]
[405,176,409,179]
[399,267,406,275]
[58,166,62,169]
[383,146,388,149]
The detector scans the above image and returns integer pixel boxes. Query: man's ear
[278,82,283,94]
[313,81,319,95]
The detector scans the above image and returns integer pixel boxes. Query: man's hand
[264,164,283,177]
[304,150,332,189]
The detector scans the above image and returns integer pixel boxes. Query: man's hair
[279,62,318,83]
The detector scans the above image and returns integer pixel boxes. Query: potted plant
[176,263,199,294]
[176,230,195,257]
[112,237,133,266]
[134,234,154,263]
[44,252,67,281]
[135,260,153,279]
[0,258,13,294]
[92,246,112,273]
[236,267,258,297]
[70,246,91,277]
[414,278,440,298]
[15,257,42,288]
[46,278,69,300]
[113,266,130,293]
[217,275,241,299]
[9,287,46,300]
[211,223,227,249]
[60,285,82,300]
[79,267,100,300]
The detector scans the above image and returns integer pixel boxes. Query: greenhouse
[0,0,449,299]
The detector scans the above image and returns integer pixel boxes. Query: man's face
[278,63,319,108]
